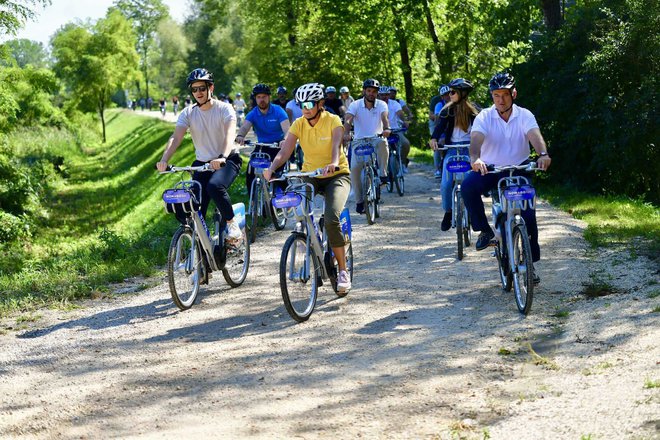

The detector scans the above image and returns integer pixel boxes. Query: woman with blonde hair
[429,78,479,231]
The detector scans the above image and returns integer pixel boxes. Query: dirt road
[1,164,658,439]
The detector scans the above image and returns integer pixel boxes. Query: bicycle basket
[272,192,303,209]
[446,160,471,173]
[503,184,535,201]
[353,144,375,156]
[387,134,399,144]
[163,188,200,215]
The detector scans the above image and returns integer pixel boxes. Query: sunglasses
[298,101,316,110]
[449,90,458,95]
[190,85,208,93]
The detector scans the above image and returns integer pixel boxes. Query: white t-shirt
[346,98,388,139]
[176,99,236,162]
[386,99,403,129]
[471,104,539,166]
[286,99,302,120]
[233,98,246,112]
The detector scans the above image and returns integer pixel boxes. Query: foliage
[0,38,49,68]
[515,0,659,203]
[0,0,51,35]
[51,9,139,142]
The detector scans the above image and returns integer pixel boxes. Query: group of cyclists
[156,67,553,295]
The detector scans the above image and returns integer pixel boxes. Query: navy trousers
[192,152,243,222]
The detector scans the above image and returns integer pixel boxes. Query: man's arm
[280,119,291,136]
[263,132,297,181]
[235,119,252,144]
[402,103,413,120]
[469,131,488,175]
[396,109,408,127]
[156,125,188,171]
[343,113,354,141]
[381,111,391,136]
[527,127,551,171]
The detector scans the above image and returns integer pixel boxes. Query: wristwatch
[539,152,548,157]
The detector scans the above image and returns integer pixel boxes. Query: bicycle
[351,136,382,225]
[438,143,472,260]
[245,142,288,243]
[160,163,250,310]
[271,168,354,322]
[386,128,407,196]
[487,162,539,315]
[294,141,304,171]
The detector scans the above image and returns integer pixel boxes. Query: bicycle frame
[247,151,275,219]
[440,144,471,227]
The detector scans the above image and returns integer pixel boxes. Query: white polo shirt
[286,99,302,120]
[346,98,388,139]
[472,104,539,166]
[386,99,403,129]
[176,99,236,162]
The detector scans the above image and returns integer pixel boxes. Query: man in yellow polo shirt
[263,83,352,292]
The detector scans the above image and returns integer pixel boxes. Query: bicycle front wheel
[456,194,464,260]
[222,226,250,287]
[247,188,259,244]
[168,227,201,310]
[394,155,404,196]
[512,224,534,315]
[280,233,319,322]
[386,154,395,193]
[363,169,375,225]
[270,204,287,230]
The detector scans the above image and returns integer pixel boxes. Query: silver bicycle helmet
[325,86,337,93]
[340,86,349,93]
[378,85,390,94]
[295,83,325,103]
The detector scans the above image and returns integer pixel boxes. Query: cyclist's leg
[349,147,364,205]
[433,149,443,174]
[375,138,389,177]
[192,160,213,219]
[263,144,286,194]
[206,153,243,222]
[440,150,456,212]
[399,133,411,166]
[320,174,351,271]
[461,171,498,232]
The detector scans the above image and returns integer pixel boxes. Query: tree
[153,18,191,97]
[51,10,139,142]
[0,0,51,35]
[1,38,48,68]
[114,0,168,100]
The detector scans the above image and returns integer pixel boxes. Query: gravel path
[1,161,658,439]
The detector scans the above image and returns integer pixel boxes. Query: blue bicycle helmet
[186,68,213,86]
[448,78,474,93]
[277,85,287,94]
[325,86,337,93]
[439,84,450,95]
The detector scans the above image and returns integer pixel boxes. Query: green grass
[0,110,248,317]
[537,182,660,256]
[643,378,660,389]
[408,145,434,165]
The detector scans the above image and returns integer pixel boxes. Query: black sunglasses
[191,85,208,93]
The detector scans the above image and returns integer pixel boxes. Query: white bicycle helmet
[378,85,390,95]
[325,86,337,93]
[295,83,325,103]
[340,86,349,93]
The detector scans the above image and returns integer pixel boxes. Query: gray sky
[1,0,191,46]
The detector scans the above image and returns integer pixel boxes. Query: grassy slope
[0,110,247,316]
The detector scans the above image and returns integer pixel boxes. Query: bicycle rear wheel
[394,156,404,196]
[363,169,375,225]
[456,194,464,260]
[512,224,534,315]
[222,226,250,287]
[168,227,201,310]
[247,187,259,244]
[270,204,287,230]
[375,171,381,219]
[386,153,395,193]
[280,233,319,322]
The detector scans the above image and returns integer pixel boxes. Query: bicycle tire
[222,226,250,287]
[463,208,471,247]
[375,172,381,218]
[386,153,395,193]
[363,170,375,225]
[270,204,287,230]
[168,227,201,310]
[394,156,404,196]
[280,233,319,322]
[512,224,534,315]
[456,194,464,260]
[247,184,259,244]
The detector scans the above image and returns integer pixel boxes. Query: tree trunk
[99,98,106,143]
[391,6,414,104]
[540,0,562,30]
[422,0,443,68]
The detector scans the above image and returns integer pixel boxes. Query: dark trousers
[461,170,540,262]
[192,152,242,222]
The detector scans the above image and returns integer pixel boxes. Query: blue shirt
[245,104,288,143]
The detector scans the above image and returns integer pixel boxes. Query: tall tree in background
[1,38,48,68]
[114,0,168,101]
[154,17,191,96]
[0,0,51,35]
[51,10,138,142]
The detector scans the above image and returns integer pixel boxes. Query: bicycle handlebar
[270,166,341,181]
[438,143,470,151]
[157,162,222,174]
[486,162,539,173]
[243,140,281,148]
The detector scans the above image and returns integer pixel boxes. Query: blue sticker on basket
[387,134,399,143]
[503,185,536,201]
[249,157,271,169]
[354,144,374,156]
[446,160,471,173]
[162,189,191,204]
[272,193,302,209]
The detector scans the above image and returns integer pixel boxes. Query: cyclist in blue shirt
[235,83,291,198]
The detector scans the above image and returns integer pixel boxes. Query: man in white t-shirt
[462,73,552,283]
[233,92,246,127]
[156,68,243,243]
[379,86,411,172]
[343,78,391,214]
[285,87,303,123]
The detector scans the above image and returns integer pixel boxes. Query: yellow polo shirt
[289,111,349,178]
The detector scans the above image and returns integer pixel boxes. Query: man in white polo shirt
[379,85,411,173]
[462,72,552,283]
[343,78,391,214]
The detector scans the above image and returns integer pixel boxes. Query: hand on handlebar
[235,135,245,145]
[322,163,339,177]
[263,167,273,182]
[429,139,438,150]
[472,158,489,175]
[537,155,551,171]
[209,158,227,170]
[156,161,169,172]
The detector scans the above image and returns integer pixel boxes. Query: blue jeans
[440,147,468,212]
[461,170,541,262]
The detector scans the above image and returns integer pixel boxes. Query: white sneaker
[226,220,243,242]
[402,164,408,174]
[337,270,351,293]
[434,170,442,179]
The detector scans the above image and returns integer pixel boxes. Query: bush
[0,211,29,243]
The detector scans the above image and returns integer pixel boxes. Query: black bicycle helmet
[489,72,516,91]
[362,78,380,89]
[277,85,287,94]
[186,68,213,86]
[252,83,271,95]
[448,78,474,93]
